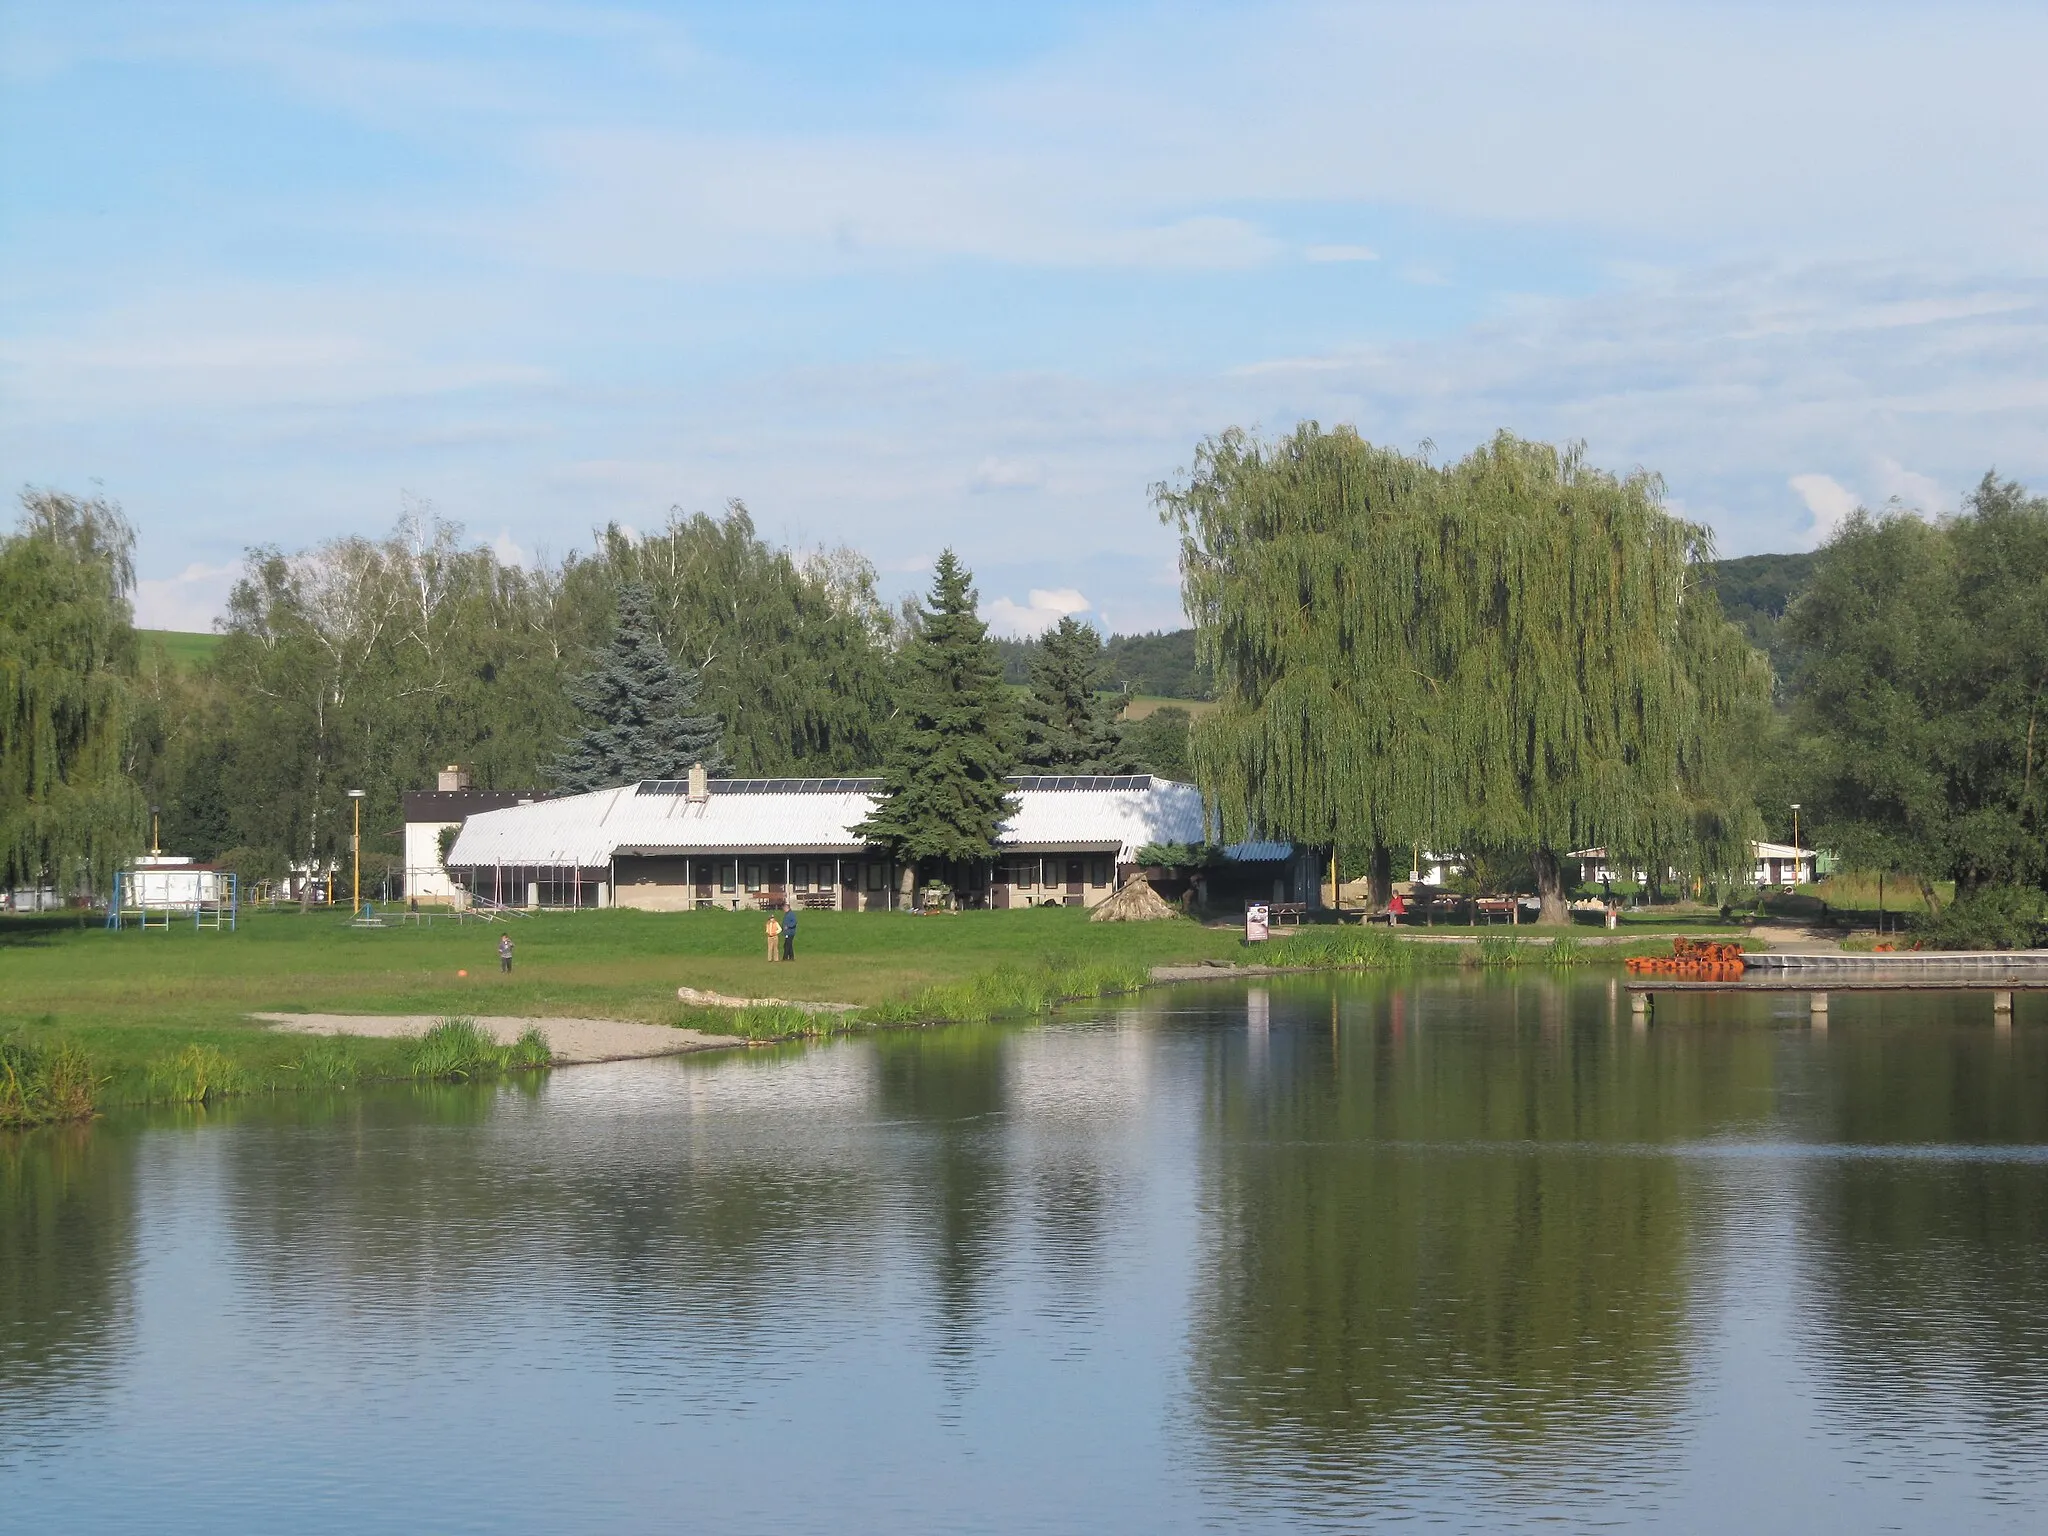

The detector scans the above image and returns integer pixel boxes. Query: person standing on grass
[781,906,797,962]
[498,932,514,973]
[765,912,781,963]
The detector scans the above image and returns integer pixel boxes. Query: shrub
[1914,886,2046,951]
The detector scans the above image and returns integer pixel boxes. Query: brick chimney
[687,762,709,803]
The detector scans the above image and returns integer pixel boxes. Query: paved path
[254,1012,745,1065]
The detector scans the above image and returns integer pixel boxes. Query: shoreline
[6,926,1771,1127]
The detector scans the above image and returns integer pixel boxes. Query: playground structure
[105,859,238,932]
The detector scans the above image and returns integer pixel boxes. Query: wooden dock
[1624,972,2037,1022]
[1622,952,2048,1022]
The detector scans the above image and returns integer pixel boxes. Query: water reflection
[1184,976,1779,1521]
[0,1122,134,1457]
[0,978,2044,1533]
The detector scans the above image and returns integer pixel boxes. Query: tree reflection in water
[1185,975,1775,1518]
[1,1120,136,1458]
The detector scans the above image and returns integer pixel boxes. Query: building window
[866,863,887,891]
[744,863,763,893]
[721,863,737,894]
[1011,860,1033,890]
[793,862,810,892]
[1090,858,1110,888]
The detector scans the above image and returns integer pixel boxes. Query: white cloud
[490,528,532,568]
[1874,457,1947,513]
[1305,244,1378,263]
[133,561,237,631]
[1789,474,1860,548]
[983,587,1092,638]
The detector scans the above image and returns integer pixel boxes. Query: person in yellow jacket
[765,912,782,962]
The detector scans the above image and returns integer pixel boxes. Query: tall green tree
[1162,426,1767,920]
[1159,423,1458,905]
[855,550,1019,882]
[0,490,143,892]
[1019,616,1134,773]
[1786,474,2048,905]
[553,582,725,790]
[1124,704,1194,781]
[569,503,895,774]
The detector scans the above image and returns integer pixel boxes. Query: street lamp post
[1790,803,1802,886]
[347,790,366,915]
[148,804,161,857]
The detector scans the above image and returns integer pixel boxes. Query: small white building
[401,766,546,905]
[1751,841,1818,887]
[440,768,1310,912]
[126,855,228,911]
[1570,843,1818,888]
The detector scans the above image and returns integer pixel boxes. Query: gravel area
[253,1012,744,1065]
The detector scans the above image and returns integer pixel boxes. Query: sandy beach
[254,1012,745,1065]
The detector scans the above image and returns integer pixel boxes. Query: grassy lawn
[1,905,1244,1065]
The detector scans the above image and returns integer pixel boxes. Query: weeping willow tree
[1160,427,1767,920]
[1157,424,1449,904]
[0,490,144,894]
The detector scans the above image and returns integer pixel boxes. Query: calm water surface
[5,976,2047,1533]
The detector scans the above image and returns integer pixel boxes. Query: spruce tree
[1019,616,1136,773]
[552,583,725,791]
[855,550,1019,873]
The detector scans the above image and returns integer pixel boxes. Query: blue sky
[4,1,2045,633]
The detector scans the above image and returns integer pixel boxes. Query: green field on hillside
[1120,694,1220,721]
[138,628,223,669]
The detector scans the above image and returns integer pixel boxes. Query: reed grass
[1263,926,1433,970]
[143,1043,247,1104]
[407,1018,552,1080]
[0,1032,102,1128]
[672,957,1157,1041]
[1473,935,1527,967]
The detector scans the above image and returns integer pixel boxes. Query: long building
[439,768,1306,912]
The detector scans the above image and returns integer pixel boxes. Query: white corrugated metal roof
[445,775,1231,867]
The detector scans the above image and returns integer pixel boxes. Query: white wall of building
[404,820,462,903]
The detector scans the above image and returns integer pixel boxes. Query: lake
[4,975,2046,1533]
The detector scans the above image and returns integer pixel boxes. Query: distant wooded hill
[995,628,1213,700]
[1707,551,1817,678]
